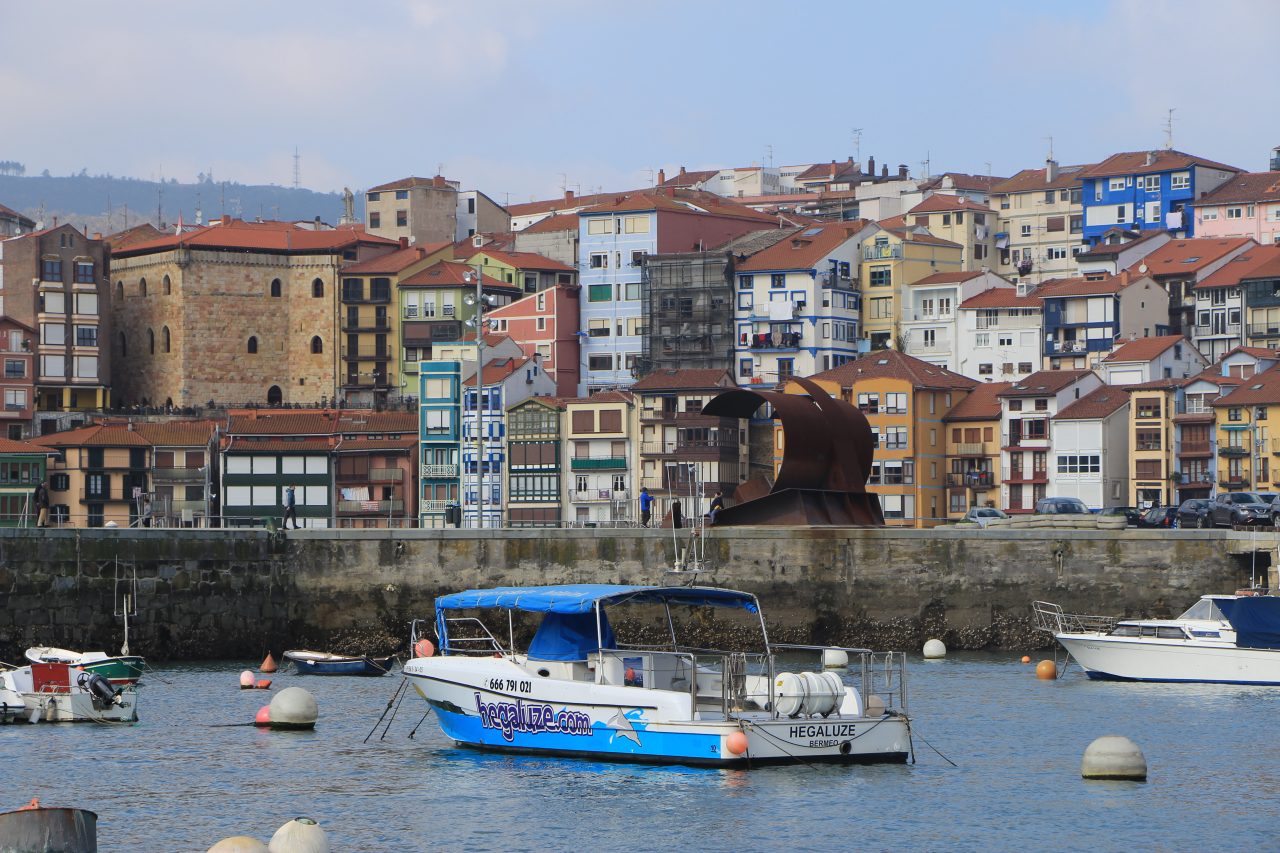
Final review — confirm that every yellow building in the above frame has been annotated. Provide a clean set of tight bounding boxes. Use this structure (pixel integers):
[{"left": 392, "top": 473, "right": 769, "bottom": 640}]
[
  {"left": 1125, "top": 378, "right": 1181, "bottom": 507},
  {"left": 464, "top": 248, "right": 577, "bottom": 295},
  {"left": 563, "top": 390, "right": 636, "bottom": 524},
  {"left": 783, "top": 349, "right": 976, "bottom": 527},
  {"left": 1211, "top": 367, "right": 1280, "bottom": 492},
  {"left": 942, "top": 381, "right": 1010, "bottom": 519},
  {"left": 860, "top": 226, "right": 964, "bottom": 350},
  {"left": 33, "top": 422, "right": 152, "bottom": 528},
  {"left": 905, "top": 194, "right": 998, "bottom": 271}
]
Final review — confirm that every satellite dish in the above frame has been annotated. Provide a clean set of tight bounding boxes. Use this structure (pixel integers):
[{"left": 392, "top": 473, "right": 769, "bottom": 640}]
[{"left": 1138, "top": 263, "right": 1148, "bottom": 274}]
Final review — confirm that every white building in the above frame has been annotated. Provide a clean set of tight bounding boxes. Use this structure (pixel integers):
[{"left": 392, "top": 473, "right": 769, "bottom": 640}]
[
  {"left": 902, "top": 270, "right": 1007, "bottom": 373},
  {"left": 955, "top": 286, "right": 1044, "bottom": 383},
  {"left": 1100, "top": 335, "right": 1207, "bottom": 385},
  {"left": 1050, "top": 385, "right": 1131, "bottom": 510},
  {"left": 1072, "top": 230, "right": 1171, "bottom": 278}
]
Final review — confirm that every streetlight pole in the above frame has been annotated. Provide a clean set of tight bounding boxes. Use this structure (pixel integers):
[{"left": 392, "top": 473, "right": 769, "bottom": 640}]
[{"left": 466, "top": 266, "right": 488, "bottom": 529}]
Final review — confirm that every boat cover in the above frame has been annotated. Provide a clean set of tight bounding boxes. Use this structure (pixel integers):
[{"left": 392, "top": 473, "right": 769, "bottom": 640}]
[
  {"left": 527, "top": 611, "right": 616, "bottom": 662},
  {"left": 1226, "top": 596, "right": 1280, "bottom": 650},
  {"left": 434, "top": 584, "right": 759, "bottom": 615}
]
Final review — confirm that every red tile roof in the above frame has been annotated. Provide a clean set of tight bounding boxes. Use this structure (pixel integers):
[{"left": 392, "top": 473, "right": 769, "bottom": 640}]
[
  {"left": 998, "top": 369, "right": 1095, "bottom": 397},
  {"left": 1034, "top": 274, "right": 1134, "bottom": 298},
  {"left": 105, "top": 223, "right": 164, "bottom": 249},
  {"left": 882, "top": 228, "right": 962, "bottom": 249},
  {"left": 112, "top": 219, "right": 397, "bottom": 257},
  {"left": 919, "top": 173, "right": 1006, "bottom": 193},
  {"left": 1135, "top": 237, "right": 1254, "bottom": 278},
  {"left": 507, "top": 190, "right": 643, "bottom": 218},
  {"left": 31, "top": 424, "right": 152, "bottom": 448},
  {"left": 1081, "top": 149, "right": 1241, "bottom": 179},
  {"left": 0, "top": 202, "right": 34, "bottom": 224},
  {"left": 517, "top": 214, "right": 578, "bottom": 235},
  {"left": 657, "top": 168, "right": 720, "bottom": 188},
  {"left": 1214, "top": 368, "right": 1280, "bottom": 406},
  {"left": 368, "top": 175, "right": 455, "bottom": 193},
  {"left": 333, "top": 438, "right": 415, "bottom": 451},
  {"left": 958, "top": 286, "right": 1042, "bottom": 310},
  {"left": 225, "top": 437, "right": 334, "bottom": 453},
  {"left": 468, "top": 356, "right": 534, "bottom": 385},
  {"left": 1194, "top": 244, "right": 1280, "bottom": 290},
  {"left": 578, "top": 191, "right": 778, "bottom": 223},
  {"left": 399, "top": 261, "right": 517, "bottom": 290},
  {"left": 809, "top": 349, "right": 978, "bottom": 391},
  {"left": 991, "top": 164, "right": 1096, "bottom": 194},
  {"left": 342, "top": 243, "right": 452, "bottom": 274},
  {"left": 1053, "top": 385, "right": 1131, "bottom": 420},
  {"left": 132, "top": 421, "right": 218, "bottom": 446},
  {"left": 467, "top": 248, "right": 575, "bottom": 272},
  {"left": 944, "top": 381, "right": 1013, "bottom": 421},
  {"left": 736, "top": 222, "right": 869, "bottom": 272},
  {"left": 1192, "top": 171, "right": 1280, "bottom": 207},
  {"left": 452, "top": 233, "right": 515, "bottom": 256},
  {"left": 1102, "top": 335, "right": 1189, "bottom": 363},
  {"left": 631, "top": 368, "right": 734, "bottom": 392},
  {"left": 911, "top": 270, "right": 987, "bottom": 286},
  {"left": 227, "top": 412, "right": 340, "bottom": 436},
  {"left": 0, "top": 438, "right": 58, "bottom": 455},
  {"left": 1074, "top": 230, "right": 1166, "bottom": 258},
  {"left": 907, "top": 194, "right": 994, "bottom": 214},
  {"left": 336, "top": 411, "right": 417, "bottom": 433}
]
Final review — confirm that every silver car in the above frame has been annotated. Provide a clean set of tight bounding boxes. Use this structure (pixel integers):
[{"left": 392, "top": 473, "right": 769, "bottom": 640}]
[{"left": 963, "top": 507, "right": 1010, "bottom": 528}]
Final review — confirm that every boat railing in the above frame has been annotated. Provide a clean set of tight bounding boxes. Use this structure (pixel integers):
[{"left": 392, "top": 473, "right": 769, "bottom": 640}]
[
  {"left": 1032, "top": 600, "right": 1116, "bottom": 635},
  {"left": 439, "top": 616, "right": 508, "bottom": 655},
  {"left": 772, "top": 644, "right": 908, "bottom": 717}
]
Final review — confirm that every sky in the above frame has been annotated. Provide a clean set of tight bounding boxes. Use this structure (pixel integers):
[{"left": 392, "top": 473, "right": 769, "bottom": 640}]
[{"left": 2, "top": 0, "right": 1278, "bottom": 204}]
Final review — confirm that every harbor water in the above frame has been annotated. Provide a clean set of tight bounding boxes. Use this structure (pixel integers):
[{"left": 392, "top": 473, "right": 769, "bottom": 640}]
[{"left": 4, "top": 653, "right": 1279, "bottom": 851}]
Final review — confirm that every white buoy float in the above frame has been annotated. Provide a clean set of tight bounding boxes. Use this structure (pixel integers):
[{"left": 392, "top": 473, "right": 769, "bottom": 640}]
[
  {"left": 821, "top": 648, "right": 848, "bottom": 669},
  {"left": 239, "top": 670, "right": 256, "bottom": 689},
  {"left": 207, "top": 837, "right": 269, "bottom": 853},
  {"left": 254, "top": 687, "right": 318, "bottom": 730},
  {"left": 922, "top": 639, "right": 947, "bottom": 659},
  {"left": 1081, "top": 735, "right": 1147, "bottom": 781},
  {"left": 268, "top": 817, "right": 329, "bottom": 853}
]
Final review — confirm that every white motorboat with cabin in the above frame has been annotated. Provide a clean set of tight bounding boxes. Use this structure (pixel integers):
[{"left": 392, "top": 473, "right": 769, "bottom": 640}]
[
  {"left": 403, "top": 584, "right": 912, "bottom": 766},
  {"left": 0, "top": 662, "right": 138, "bottom": 723},
  {"left": 1033, "top": 593, "right": 1280, "bottom": 684}
]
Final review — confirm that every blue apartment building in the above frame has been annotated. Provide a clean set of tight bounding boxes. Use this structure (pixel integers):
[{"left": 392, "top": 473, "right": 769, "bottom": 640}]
[
  {"left": 1080, "top": 150, "right": 1239, "bottom": 244},
  {"left": 418, "top": 360, "right": 463, "bottom": 528}
]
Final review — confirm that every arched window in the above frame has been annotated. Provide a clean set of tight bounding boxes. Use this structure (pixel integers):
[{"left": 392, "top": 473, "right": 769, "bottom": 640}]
[
  {"left": 162, "top": 274, "right": 171, "bottom": 295},
  {"left": 247, "top": 336, "right": 258, "bottom": 354},
  {"left": 139, "top": 277, "right": 147, "bottom": 297},
  {"left": 119, "top": 331, "right": 127, "bottom": 357},
  {"left": 148, "top": 329, "right": 155, "bottom": 355},
  {"left": 267, "top": 385, "right": 283, "bottom": 406},
  {"left": 312, "top": 278, "right": 324, "bottom": 298},
  {"left": 162, "top": 326, "right": 171, "bottom": 353},
  {"left": 115, "top": 281, "right": 123, "bottom": 302},
  {"left": 270, "top": 278, "right": 282, "bottom": 298},
  {"left": 310, "top": 336, "right": 323, "bottom": 354}
]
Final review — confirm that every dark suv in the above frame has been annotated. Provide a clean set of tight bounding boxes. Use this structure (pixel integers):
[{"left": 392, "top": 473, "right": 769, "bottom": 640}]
[
  {"left": 1175, "top": 499, "right": 1213, "bottom": 528},
  {"left": 1034, "top": 497, "right": 1090, "bottom": 515},
  {"left": 1209, "top": 492, "right": 1275, "bottom": 527}
]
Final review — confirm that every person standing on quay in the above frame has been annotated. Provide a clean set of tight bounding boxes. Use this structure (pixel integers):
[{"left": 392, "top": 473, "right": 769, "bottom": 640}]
[
  {"left": 639, "top": 486, "right": 653, "bottom": 528},
  {"left": 708, "top": 490, "right": 725, "bottom": 525},
  {"left": 283, "top": 485, "right": 298, "bottom": 529},
  {"left": 33, "top": 480, "right": 50, "bottom": 528}
]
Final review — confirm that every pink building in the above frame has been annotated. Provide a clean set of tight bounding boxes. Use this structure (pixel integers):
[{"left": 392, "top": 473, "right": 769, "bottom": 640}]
[
  {"left": 486, "top": 283, "right": 581, "bottom": 397},
  {"left": 1192, "top": 171, "right": 1280, "bottom": 245},
  {"left": 0, "top": 318, "right": 36, "bottom": 439}
]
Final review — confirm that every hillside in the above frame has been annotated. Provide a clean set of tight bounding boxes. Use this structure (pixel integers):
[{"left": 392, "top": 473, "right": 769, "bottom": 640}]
[{"left": 0, "top": 173, "right": 349, "bottom": 234}]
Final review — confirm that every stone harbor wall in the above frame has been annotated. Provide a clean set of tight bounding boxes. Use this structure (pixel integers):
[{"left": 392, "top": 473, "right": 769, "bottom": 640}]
[{"left": 0, "top": 526, "right": 1266, "bottom": 661}]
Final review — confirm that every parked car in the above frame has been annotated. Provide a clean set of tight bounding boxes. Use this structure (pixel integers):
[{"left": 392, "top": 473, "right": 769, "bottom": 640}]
[
  {"left": 1208, "top": 492, "right": 1275, "bottom": 527},
  {"left": 1137, "top": 506, "right": 1177, "bottom": 528},
  {"left": 962, "top": 507, "right": 1009, "bottom": 528},
  {"left": 1267, "top": 495, "right": 1280, "bottom": 527},
  {"left": 1034, "top": 497, "right": 1090, "bottom": 515},
  {"left": 1176, "top": 499, "right": 1213, "bottom": 528},
  {"left": 1100, "top": 506, "right": 1141, "bottom": 526}
]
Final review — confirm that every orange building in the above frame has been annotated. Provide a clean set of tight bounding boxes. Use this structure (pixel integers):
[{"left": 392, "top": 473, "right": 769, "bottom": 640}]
[{"left": 943, "top": 381, "right": 1012, "bottom": 518}]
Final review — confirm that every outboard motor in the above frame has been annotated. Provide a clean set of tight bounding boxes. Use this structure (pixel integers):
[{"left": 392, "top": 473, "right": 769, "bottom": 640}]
[{"left": 77, "top": 671, "right": 120, "bottom": 706}]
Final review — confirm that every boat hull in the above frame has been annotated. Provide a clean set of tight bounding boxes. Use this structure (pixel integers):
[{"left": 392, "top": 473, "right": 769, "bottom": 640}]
[
  {"left": 1058, "top": 634, "right": 1280, "bottom": 685},
  {"left": 404, "top": 658, "right": 910, "bottom": 767},
  {"left": 24, "top": 648, "right": 145, "bottom": 686},
  {"left": 285, "top": 651, "right": 394, "bottom": 676}
]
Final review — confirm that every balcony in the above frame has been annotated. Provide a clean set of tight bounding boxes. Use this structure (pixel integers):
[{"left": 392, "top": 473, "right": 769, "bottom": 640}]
[
  {"left": 975, "top": 317, "right": 1000, "bottom": 330},
  {"left": 421, "top": 464, "right": 459, "bottom": 478},
  {"left": 1249, "top": 324, "right": 1280, "bottom": 339},
  {"left": 947, "top": 471, "right": 994, "bottom": 489},
  {"left": 79, "top": 485, "right": 132, "bottom": 502},
  {"left": 1043, "top": 338, "right": 1111, "bottom": 356},
  {"left": 152, "top": 466, "right": 204, "bottom": 482},
  {"left": 571, "top": 489, "right": 629, "bottom": 503},
  {"left": 370, "top": 467, "right": 402, "bottom": 482},
  {"left": 337, "top": 499, "right": 404, "bottom": 514},
  {"left": 341, "top": 345, "right": 391, "bottom": 360},
  {"left": 1193, "top": 323, "right": 1241, "bottom": 337},
  {"left": 954, "top": 442, "right": 986, "bottom": 457},
  {"left": 1003, "top": 432, "right": 1048, "bottom": 448},
  {"left": 640, "top": 409, "right": 722, "bottom": 423},
  {"left": 570, "top": 456, "right": 627, "bottom": 471},
  {"left": 1179, "top": 441, "right": 1211, "bottom": 456},
  {"left": 1220, "top": 477, "right": 1249, "bottom": 490},
  {"left": 863, "top": 244, "right": 903, "bottom": 260},
  {"left": 422, "top": 500, "right": 453, "bottom": 512},
  {"left": 641, "top": 440, "right": 740, "bottom": 456},
  {"left": 1135, "top": 441, "right": 1163, "bottom": 452},
  {"left": 1219, "top": 446, "right": 1250, "bottom": 457},
  {"left": 340, "top": 319, "right": 391, "bottom": 333},
  {"left": 1175, "top": 401, "right": 1216, "bottom": 416}
]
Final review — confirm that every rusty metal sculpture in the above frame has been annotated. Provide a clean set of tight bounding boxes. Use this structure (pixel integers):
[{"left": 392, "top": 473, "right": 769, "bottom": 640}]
[{"left": 700, "top": 376, "right": 885, "bottom": 526}]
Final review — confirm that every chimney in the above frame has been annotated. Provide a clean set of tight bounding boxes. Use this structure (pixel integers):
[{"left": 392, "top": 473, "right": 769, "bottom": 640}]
[
  {"left": 679, "top": 166, "right": 687, "bottom": 176},
  {"left": 1145, "top": 151, "right": 1157, "bottom": 166},
  {"left": 432, "top": 175, "right": 446, "bottom": 188},
  {"left": 882, "top": 165, "right": 889, "bottom": 178},
  {"left": 93, "top": 232, "right": 102, "bottom": 240},
  {"left": 127, "top": 422, "right": 134, "bottom": 431},
  {"left": 399, "top": 236, "right": 409, "bottom": 248},
  {"left": 1045, "top": 158, "right": 1059, "bottom": 182},
  {"left": 898, "top": 164, "right": 908, "bottom": 179},
  {"left": 847, "top": 156, "right": 854, "bottom": 165},
  {"left": 657, "top": 168, "right": 666, "bottom": 184},
  {"left": 564, "top": 189, "right": 575, "bottom": 202},
  {"left": 867, "top": 156, "right": 876, "bottom": 175}
]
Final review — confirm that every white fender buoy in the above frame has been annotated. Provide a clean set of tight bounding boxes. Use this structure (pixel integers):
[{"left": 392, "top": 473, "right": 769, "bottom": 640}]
[
  {"left": 208, "top": 837, "right": 269, "bottom": 853},
  {"left": 268, "top": 817, "right": 329, "bottom": 853},
  {"left": 267, "top": 687, "right": 318, "bottom": 730},
  {"left": 1081, "top": 735, "right": 1147, "bottom": 780},
  {"left": 821, "top": 648, "right": 848, "bottom": 669},
  {"left": 922, "top": 639, "right": 947, "bottom": 659},
  {"left": 239, "top": 670, "right": 255, "bottom": 689}
]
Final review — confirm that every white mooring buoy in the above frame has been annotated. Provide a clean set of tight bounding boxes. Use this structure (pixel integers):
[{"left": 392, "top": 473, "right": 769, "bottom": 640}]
[
  {"left": 261, "top": 687, "right": 318, "bottom": 730},
  {"left": 1081, "top": 735, "right": 1147, "bottom": 781},
  {"left": 268, "top": 817, "right": 330, "bottom": 853},
  {"left": 207, "top": 837, "right": 268, "bottom": 853},
  {"left": 821, "top": 648, "right": 849, "bottom": 669},
  {"left": 922, "top": 639, "right": 947, "bottom": 659}
]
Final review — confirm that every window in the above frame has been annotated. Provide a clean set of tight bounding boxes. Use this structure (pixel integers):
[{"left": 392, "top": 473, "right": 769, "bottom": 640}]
[
  {"left": 588, "top": 354, "right": 613, "bottom": 371},
  {"left": 247, "top": 336, "right": 258, "bottom": 354},
  {"left": 74, "top": 293, "right": 97, "bottom": 315},
  {"left": 1108, "top": 178, "right": 1126, "bottom": 192},
  {"left": 74, "top": 262, "right": 94, "bottom": 283},
  {"left": 1069, "top": 215, "right": 1083, "bottom": 234},
  {"left": 342, "top": 279, "right": 363, "bottom": 301},
  {"left": 1020, "top": 224, "right": 1032, "bottom": 237},
  {"left": 884, "top": 393, "right": 907, "bottom": 414},
  {"left": 737, "top": 293, "right": 753, "bottom": 311},
  {"left": 1056, "top": 455, "right": 1101, "bottom": 474},
  {"left": 162, "top": 274, "right": 172, "bottom": 295},
  {"left": 369, "top": 212, "right": 380, "bottom": 228},
  {"left": 1171, "top": 172, "right": 1190, "bottom": 191},
  {"left": 978, "top": 363, "right": 993, "bottom": 375},
  {"left": 311, "top": 336, "right": 323, "bottom": 354},
  {"left": 623, "top": 215, "right": 649, "bottom": 233},
  {"left": 869, "top": 266, "right": 891, "bottom": 287},
  {"left": 589, "top": 253, "right": 608, "bottom": 269},
  {"left": 771, "top": 274, "right": 786, "bottom": 289},
  {"left": 739, "top": 275, "right": 754, "bottom": 290},
  {"left": 39, "top": 355, "right": 65, "bottom": 378},
  {"left": 312, "top": 278, "right": 324, "bottom": 298},
  {"left": 739, "top": 358, "right": 753, "bottom": 378},
  {"left": 1227, "top": 207, "right": 1243, "bottom": 219},
  {"left": 370, "top": 278, "right": 391, "bottom": 301},
  {"left": 1202, "top": 208, "right": 1219, "bottom": 221},
  {"left": 856, "top": 393, "right": 879, "bottom": 414},
  {"left": 588, "top": 284, "right": 611, "bottom": 302},
  {"left": 1047, "top": 247, "right": 1068, "bottom": 260},
  {"left": 1142, "top": 175, "right": 1160, "bottom": 192},
  {"left": 922, "top": 329, "right": 936, "bottom": 348},
  {"left": 396, "top": 210, "right": 408, "bottom": 227},
  {"left": 624, "top": 282, "right": 641, "bottom": 301},
  {"left": 73, "top": 356, "right": 96, "bottom": 379},
  {"left": 42, "top": 291, "right": 65, "bottom": 314},
  {"left": 882, "top": 427, "right": 908, "bottom": 449},
  {"left": 74, "top": 325, "right": 98, "bottom": 348},
  {"left": 270, "top": 278, "right": 282, "bottom": 298},
  {"left": 367, "top": 192, "right": 381, "bottom": 202},
  {"left": 41, "top": 323, "right": 65, "bottom": 346},
  {"left": 587, "top": 219, "right": 612, "bottom": 235},
  {"left": 3, "top": 359, "right": 22, "bottom": 378},
  {"left": 3, "top": 389, "right": 24, "bottom": 411},
  {"left": 42, "top": 259, "right": 63, "bottom": 281}
]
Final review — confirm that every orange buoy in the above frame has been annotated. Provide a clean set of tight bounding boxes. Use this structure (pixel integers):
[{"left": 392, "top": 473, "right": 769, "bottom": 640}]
[
  {"left": 725, "top": 731, "right": 749, "bottom": 756},
  {"left": 260, "top": 653, "right": 277, "bottom": 674},
  {"left": 18, "top": 798, "right": 40, "bottom": 811},
  {"left": 1036, "top": 659, "right": 1058, "bottom": 680},
  {"left": 1021, "top": 655, "right": 1031, "bottom": 664},
  {"left": 254, "top": 706, "right": 272, "bottom": 726},
  {"left": 414, "top": 638, "right": 435, "bottom": 659},
  {"left": 255, "top": 679, "right": 272, "bottom": 689}
]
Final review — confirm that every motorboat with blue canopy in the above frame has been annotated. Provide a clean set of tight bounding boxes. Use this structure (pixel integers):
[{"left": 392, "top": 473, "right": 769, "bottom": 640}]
[
  {"left": 1034, "top": 591, "right": 1280, "bottom": 684},
  {"left": 404, "top": 583, "right": 912, "bottom": 766}
]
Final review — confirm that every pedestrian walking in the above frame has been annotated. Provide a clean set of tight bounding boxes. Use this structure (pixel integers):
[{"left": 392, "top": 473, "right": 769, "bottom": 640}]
[
  {"left": 639, "top": 486, "right": 653, "bottom": 528},
  {"left": 708, "top": 490, "right": 725, "bottom": 525},
  {"left": 33, "top": 480, "right": 50, "bottom": 529},
  {"left": 283, "top": 484, "right": 298, "bottom": 529}
]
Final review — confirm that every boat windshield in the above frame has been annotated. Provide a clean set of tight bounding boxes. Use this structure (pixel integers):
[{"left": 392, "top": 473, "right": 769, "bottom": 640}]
[{"left": 1178, "top": 598, "right": 1229, "bottom": 621}]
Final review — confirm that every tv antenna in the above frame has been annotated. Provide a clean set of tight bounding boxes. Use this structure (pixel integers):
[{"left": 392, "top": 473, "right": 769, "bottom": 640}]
[
  {"left": 1044, "top": 135, "right": 1055, "bottom": 161},
  {"left": 1163, "top": 108, "right": 1176, "bottom": 150},
  {"left": 919, "top": 151, "right": 931, "bottom": 180},
  {"left": 851, "top": 128, "right": 863, "bottom": 164},
  {"left": 292, "top": 147, "right": 301, "bottom": 189},
  {"left": 765, "top": 144, "right": 774, "bottom": 167}
]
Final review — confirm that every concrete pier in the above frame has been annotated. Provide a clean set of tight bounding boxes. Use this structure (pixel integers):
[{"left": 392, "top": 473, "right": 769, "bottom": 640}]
[{"left": 0, "top": 527, "right": 1266, "bottom": 660}]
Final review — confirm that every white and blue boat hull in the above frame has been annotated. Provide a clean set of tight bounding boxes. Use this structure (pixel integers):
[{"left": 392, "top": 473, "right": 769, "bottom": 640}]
[{"left": 1057, "top": 634, "right": 1280, "bottom": 685}]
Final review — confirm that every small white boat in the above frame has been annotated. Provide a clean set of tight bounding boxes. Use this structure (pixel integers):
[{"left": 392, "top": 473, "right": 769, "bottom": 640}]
[
  {"left": 1034, "top": 593, "right": 1280, "bottom": 684},
  {"left": 0, "top": 663, "right": 138, "bottom": 723},
  {"left": 403, "top": 584, "right": 912, "bottom": 766},
  {"left": 25, "top": 647, "right": 145, "bottom": 686}
]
